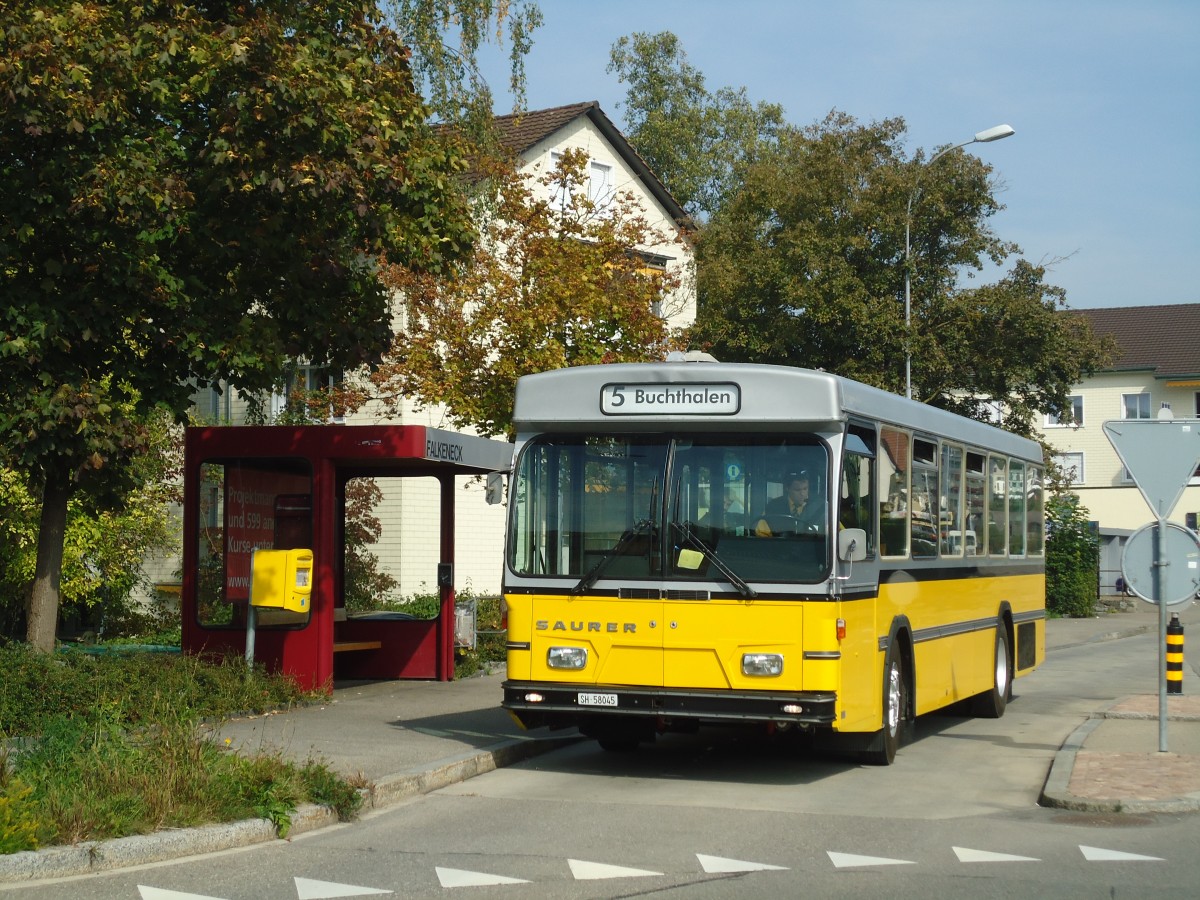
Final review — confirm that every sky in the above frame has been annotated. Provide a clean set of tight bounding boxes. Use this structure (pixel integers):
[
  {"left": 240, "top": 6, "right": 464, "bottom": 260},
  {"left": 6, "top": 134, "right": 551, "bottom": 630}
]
[{"left": 474, "top": 0, "right": 1199, "bottom": 310}]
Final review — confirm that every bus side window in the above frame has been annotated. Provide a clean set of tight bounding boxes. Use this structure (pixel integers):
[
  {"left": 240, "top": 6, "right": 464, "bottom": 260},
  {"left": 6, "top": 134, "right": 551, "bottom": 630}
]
[
  {"left": 879, "top": 426, "right": 910, "bottom": 558},
  {"left": 841, "top": 424, "right": 876, "bottom": 555},
  {"left": 910, "top": 437, "right": 938, "bottom": 559},
  {"left": 988, "top": 455, "right": 1007, "bottom": 556}
]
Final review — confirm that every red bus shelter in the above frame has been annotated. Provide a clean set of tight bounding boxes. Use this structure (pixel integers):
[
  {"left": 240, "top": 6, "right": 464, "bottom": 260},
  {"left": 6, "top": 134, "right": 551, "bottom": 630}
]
[{"left": 181, "top": 425, "right": 512, "bottom": 691}]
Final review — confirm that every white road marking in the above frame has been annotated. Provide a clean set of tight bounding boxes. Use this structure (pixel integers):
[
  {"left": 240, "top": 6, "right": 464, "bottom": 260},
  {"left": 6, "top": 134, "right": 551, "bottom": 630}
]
[
  {"left": 294, "top": 876, "right": 393, "bottom": 898},
  {"left": 434, "top": 867, "right": 530, "bottom": 887},
  {"left": 1079, "top": 845, "right": 1164, "bottom": 862},
  {"left": 567, "top": 858, "right": 664, "bottom": 880},
  {"left": 953, "top": 847, "right": 1040, "bottom": 863},
  {"left": 826, "top": 851, "right": 916, "bottom": 868},
  {"left": 137, "top": 888, "right": 228, "bottom": 900},
  {"left": 696, "top": 853, "right": 789, "bottom": 873}
]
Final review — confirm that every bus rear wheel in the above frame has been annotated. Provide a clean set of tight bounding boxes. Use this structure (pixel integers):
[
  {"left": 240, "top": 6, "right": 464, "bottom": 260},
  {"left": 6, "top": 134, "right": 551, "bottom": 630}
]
[{"left": 970, "top": 625, "right": 1010, "bottom": 718}]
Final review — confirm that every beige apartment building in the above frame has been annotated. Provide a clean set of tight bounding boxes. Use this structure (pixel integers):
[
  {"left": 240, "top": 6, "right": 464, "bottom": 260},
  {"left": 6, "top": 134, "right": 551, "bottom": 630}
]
[{"left": 1034, "top": 303, "right": 1200, "bottom": 590}]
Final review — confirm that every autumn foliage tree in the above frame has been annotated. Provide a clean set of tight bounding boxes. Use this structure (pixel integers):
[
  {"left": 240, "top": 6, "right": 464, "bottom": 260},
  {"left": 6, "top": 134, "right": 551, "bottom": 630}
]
[
  {"left": 0, "top": 1, "right": 480, "bottom": 650},
  {"left": 373, "top": 149, "right": 690, "bottom": 437}
]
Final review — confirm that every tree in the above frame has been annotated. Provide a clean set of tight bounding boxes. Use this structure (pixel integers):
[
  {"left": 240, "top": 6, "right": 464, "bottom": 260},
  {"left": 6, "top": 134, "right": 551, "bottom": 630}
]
[
  {"left": 608, "top": 31, "right": 784, "bottom": 221},
  {"left": 371, "top": 150, "right": 688, "bottom": 437},
  {"left": 0, "top": 1, "right": 483, "bottom": 650},
  {"left": 385, "top": 0, "right": 542, "bottom": 133},
  {"left": 691, "top": 111, "right": 1114, "bottom": 435},
  {"left": 0, "top": 408, "right": 181, "bottom": 641}
]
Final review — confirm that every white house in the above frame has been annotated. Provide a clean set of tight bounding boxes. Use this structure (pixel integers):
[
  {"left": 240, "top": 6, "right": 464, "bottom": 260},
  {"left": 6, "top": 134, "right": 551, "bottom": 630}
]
[{"left": 1034, "top": 303, "right": 1200, "bottom": 590}]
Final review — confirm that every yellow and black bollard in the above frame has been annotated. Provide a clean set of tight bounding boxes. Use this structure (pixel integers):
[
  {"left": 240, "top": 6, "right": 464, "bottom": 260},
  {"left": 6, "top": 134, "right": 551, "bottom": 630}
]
[{"left": 1166, "top": 613, "right": 1184, "bottom": 695}]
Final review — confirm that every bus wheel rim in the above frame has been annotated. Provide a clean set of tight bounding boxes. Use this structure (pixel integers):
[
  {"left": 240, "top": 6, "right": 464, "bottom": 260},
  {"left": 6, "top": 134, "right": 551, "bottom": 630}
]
[{"left": 885, "top": 662, "right": 901, "bottom": 734}]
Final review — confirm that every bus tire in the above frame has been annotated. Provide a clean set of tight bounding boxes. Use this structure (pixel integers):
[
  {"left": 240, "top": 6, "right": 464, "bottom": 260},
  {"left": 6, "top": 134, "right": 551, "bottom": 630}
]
[
  {"left": 862, "top": 644, "right": 907, "bottom": 766},
  {"left": 970, "top": 624, "right": 1010, "bottom": 718}
]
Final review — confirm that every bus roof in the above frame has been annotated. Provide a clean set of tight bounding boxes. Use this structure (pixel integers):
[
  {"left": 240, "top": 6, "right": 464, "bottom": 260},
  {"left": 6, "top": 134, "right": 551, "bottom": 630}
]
[{"left": 512, "top": 362, "right": 1042, "bottom": 462}]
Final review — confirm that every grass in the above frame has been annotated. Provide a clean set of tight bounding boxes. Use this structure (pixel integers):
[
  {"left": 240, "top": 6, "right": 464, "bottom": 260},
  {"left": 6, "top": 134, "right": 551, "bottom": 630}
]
[
  {"left": 0, "top": 593, "right": 509, "bottom": 854},
  {"left": 0, "top": 644, "right": 364, "bottom": 854}
]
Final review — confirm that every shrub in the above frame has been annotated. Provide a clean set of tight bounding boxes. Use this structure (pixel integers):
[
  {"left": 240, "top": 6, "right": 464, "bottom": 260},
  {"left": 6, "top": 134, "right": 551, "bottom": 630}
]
[{"left": 1046, "top": 493, "right": 1099, "bottom": 618}]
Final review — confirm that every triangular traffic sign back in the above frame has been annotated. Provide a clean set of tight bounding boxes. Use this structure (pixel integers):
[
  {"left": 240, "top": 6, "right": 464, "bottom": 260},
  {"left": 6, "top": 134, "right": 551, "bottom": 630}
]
[{"left": 1102, "top": 420, "right": 1200, "bottom": 519}]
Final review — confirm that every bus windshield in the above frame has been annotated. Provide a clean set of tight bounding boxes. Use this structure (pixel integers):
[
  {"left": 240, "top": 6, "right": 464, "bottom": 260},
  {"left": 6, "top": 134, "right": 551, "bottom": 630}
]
[{"left": 509, "top": 433, "right": 831, "bottom": 587}]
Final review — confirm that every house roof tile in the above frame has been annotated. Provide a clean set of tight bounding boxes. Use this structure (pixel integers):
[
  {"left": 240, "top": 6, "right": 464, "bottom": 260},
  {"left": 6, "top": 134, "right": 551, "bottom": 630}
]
[{"left": 1073, "top": 303, "right": 1200, "bottom": 379}]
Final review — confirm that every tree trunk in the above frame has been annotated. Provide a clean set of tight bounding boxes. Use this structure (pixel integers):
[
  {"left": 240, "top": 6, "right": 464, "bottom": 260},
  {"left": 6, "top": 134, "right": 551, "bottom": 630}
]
[{"left": 26, "top": 472, "right": 71, "bottom": 652}]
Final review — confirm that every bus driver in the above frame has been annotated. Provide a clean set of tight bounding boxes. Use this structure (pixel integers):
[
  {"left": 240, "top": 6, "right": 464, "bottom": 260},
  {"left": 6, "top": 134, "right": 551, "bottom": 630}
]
[{"left": 755, "top": 472, "right": 823, "bottom": 536}]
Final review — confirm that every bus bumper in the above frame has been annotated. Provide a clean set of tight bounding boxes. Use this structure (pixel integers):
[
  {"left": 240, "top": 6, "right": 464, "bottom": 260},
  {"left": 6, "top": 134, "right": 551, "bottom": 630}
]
[{"left": 502, "top": 680, "right": 838, "bottom": 731}]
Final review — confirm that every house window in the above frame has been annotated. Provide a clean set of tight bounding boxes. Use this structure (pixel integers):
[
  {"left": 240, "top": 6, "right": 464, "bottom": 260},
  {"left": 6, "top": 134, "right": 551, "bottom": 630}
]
[
  {"left": 1045, "top": 395, "right": 1083, "bottom": 427},
  {"left": 1194, "top": 391, "right": 1200, "bottom": 418},
  {"left": 1122, "top": 393, "right": 1151, "bottom": 419},
  {"left": 270, "top": 364, "right": 344, "bottom": 423},
  {"left": 550, "top": 152, "right": 614, "bottom": 213},
  {"left": 588, "top": 161, "right": 614, "bottom": 208},
  {"left": 1053, "top": 452, "right": 1085, "bottom": 485}
]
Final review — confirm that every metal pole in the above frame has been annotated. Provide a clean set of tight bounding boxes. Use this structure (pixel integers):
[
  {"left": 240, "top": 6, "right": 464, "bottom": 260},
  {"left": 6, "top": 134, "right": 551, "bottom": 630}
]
[
  {"left": 904, "top": 200, "right": 913, "bottom": 400},
  {"left": 1154, "top": 517, "right": 1167, "bottom": 752}
]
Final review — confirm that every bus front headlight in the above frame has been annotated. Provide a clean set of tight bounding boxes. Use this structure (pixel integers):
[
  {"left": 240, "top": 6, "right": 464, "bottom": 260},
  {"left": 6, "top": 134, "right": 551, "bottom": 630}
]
[
  {"left": 547, "top": 646, "right": 588, "bottom": 669},
  {"left": 742, "top": 653, "right": 784, "bottom": 677}
]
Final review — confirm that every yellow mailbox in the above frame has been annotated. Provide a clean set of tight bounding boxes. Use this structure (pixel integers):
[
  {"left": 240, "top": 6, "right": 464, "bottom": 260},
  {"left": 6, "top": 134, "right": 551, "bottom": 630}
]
[{"left": 250, "top": 548, "right": 313, "bottom": 613}]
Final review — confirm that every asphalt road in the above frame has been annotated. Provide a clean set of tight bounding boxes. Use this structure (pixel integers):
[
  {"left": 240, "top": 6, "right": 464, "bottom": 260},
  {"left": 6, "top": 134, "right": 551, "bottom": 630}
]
[{"left": 7, "top": 628, "right": 1197, "bottom": 900}]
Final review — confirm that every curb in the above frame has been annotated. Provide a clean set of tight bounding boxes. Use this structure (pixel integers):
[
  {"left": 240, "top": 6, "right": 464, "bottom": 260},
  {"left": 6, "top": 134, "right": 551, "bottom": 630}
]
[
  {"left": 1039, "top": 713, "right": 1200, "bottom": 816},
  {"left": 367, "top": 733, "right": 582, "bottom": 810},
  {"left": 0, "top": 734, "right": 576, "bottom": 884}
]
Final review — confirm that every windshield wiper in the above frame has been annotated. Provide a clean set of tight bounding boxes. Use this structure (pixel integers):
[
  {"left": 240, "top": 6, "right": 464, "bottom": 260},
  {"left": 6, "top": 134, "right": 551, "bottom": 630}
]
[
  {"left": 572, "top": 519, "right": 652, "bottom": 595},
  {"left": 672, "top": 521, "right": 757, "bottom": 598}
]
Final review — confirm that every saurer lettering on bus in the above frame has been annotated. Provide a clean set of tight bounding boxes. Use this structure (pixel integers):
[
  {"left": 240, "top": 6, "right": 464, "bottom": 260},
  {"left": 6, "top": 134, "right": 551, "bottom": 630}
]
[{"left": 536, "top": 620, "right": 638, "bottom": 633}]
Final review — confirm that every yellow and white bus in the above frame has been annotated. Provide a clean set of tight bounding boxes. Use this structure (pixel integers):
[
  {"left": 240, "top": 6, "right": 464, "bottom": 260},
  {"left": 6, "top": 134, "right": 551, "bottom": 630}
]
[{"left": 500, "top": 359, "right": 1045, "bottom": 763}]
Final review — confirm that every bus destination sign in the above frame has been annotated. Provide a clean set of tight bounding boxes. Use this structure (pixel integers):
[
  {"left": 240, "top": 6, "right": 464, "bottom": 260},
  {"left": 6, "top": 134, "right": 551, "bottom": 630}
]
[{"left": 601, "top": 382, "right": 741, "bottom": 416}]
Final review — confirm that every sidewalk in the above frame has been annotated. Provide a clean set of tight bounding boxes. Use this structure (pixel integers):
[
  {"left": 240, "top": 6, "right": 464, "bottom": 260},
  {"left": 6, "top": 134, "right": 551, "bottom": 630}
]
[
  {"left": 3, "top": 599, "right": 1199, "bottom": 882},
  {"left": 1039, "top": 598, "right": 1200, "bottom": 814}
]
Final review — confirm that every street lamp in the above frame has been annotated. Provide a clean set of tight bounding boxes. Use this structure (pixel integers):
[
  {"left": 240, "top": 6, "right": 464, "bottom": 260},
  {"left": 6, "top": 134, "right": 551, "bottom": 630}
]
[{"left": 904, "top": 124, "right": 1015, "bottom": 399}]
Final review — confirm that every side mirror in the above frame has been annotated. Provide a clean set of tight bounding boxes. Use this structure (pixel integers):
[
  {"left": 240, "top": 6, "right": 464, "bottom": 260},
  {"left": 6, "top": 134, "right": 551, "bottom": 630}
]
[
  {"left": 485, "top": 471, "right": 506, "bottom": 505},
  {"left": 838, "top": 528, "right": 868, "bottom": 562}
]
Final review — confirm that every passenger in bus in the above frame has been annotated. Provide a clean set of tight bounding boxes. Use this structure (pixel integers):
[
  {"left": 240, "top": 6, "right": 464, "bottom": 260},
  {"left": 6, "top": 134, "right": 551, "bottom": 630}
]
[
  {"left": 724, "top": 488, "right": 745, "bottom": 516},
  {"left": 755, "top": 472, "right": 823, "bottom": 536}
]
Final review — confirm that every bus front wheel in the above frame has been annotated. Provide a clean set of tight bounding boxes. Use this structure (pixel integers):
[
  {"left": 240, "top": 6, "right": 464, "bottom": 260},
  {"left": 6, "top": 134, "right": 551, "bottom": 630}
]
[
  {"left": 862, "top": 645, "right": 907, "bottom": 766},
  {"left": 970, "top": 625, "right": 1010, "bottom": 718}
]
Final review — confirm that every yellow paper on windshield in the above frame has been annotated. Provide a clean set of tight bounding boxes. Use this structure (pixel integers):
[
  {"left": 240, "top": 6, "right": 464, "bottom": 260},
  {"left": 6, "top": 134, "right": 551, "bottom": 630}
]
[{"left": 677, "top": 548, "right": 704, "bottom": 570}]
